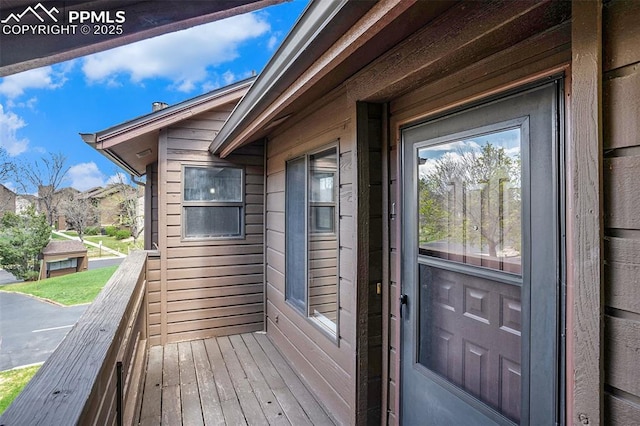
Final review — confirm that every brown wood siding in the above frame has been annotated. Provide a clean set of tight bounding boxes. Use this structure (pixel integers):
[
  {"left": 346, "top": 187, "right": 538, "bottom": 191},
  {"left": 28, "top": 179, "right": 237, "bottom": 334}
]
[
  {"left": 157, "top": 106, "right": 265, "bottom": 344},
  {"left": 265, "top": 89, "right": 357, "bottom": 425},
  {"left": 376, "top": 4, "right": 571, "bottom": 422},
  {"left": 603, "top": 1, "right": 640, "bottom": 422},
  {"left": 147, "top": 251, "right": 162, "bottom": 346}
]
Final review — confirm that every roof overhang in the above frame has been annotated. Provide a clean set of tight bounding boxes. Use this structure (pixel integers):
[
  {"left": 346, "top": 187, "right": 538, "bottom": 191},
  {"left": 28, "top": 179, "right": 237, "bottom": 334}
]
[
  {"left": 209, "top": 0, "right": 458, "bottom": 157},
  {"left": 0, "top": 0, "right": 283, "bottom": 77},
  {"left": 81, "top": 77, "right": 255, "bottom": 177}
]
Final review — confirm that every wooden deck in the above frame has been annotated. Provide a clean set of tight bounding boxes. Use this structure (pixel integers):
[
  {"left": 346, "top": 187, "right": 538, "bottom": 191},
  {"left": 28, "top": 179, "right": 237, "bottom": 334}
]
[{"left": 137, "top": 332, "right": 335, "bottom": 425}]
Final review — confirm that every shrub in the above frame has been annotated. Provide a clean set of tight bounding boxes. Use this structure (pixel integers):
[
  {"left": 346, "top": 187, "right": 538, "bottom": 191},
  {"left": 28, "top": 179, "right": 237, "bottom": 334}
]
[
  {"left": 84, "top": 226, "right": 100, "bottom": 236},
  {"left": 105, "top": 226, "right": 118, "bottom": 237},
  {"left": 115, "top": 230, "right": 131, "bottom": 240},
  {"left": 0, "top": 206, "right": 50, "bottom": 280}
]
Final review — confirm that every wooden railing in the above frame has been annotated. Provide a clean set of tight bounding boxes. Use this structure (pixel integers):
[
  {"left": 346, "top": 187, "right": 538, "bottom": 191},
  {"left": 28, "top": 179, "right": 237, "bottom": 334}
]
[{"left": 0, "top": 250, "right": 152, "bottom": 426}]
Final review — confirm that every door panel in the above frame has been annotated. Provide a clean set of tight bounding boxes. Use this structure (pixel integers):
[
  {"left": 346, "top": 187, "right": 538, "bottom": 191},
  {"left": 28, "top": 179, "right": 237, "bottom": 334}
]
[
  {"left": 401, "top": 81, "right": 561, "bottom": 425},
  {"left": 419, "top": 265, "right": 521, "bottom": 422}
]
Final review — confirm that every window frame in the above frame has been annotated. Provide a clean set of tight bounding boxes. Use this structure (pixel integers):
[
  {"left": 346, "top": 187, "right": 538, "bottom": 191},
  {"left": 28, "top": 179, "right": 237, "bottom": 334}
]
[
  {"left": 284, "top": 142, "right": 340, "bottom": 343},
  {"left": 181, "top": 164, "right": 245, "bottom": 241}
]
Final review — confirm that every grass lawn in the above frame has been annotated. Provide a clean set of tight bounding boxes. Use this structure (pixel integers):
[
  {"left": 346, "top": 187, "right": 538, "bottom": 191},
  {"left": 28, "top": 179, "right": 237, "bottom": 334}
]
[
  {"left": 82, "top": 235, "right": 142, "bottom": 255},
  {"left": 0, "top": 266, "right": 118, "bottom": 306},
  {"left": 59, "top": 231, "right": 141, "bottom": 255},
  {"left": 0, "top": 364, "right": 41, "bottom": 415}
]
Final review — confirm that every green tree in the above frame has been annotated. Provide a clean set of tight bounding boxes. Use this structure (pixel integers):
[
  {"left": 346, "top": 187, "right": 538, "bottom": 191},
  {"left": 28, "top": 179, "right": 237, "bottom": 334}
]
[
  {"left": 0, "top": 206, "right": 51, "bottom": 280},
  {"left": 419, "top": 143, "right": 521, "bottom": 259}
]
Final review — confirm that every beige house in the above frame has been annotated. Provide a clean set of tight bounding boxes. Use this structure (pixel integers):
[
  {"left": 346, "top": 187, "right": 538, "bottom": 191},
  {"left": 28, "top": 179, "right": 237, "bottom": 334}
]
[
  {"left": 0, "top": 184, "right": 16, "bottom": 217},
  {"left": 82, "top": 183, "right": 139, "bottom": 228},
  {"left": 2, "top": 1, "right": 638, "bottom": 425}
]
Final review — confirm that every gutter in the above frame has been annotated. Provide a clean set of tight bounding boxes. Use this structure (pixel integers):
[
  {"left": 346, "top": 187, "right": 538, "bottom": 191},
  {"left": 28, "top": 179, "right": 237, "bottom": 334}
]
[{"left": 209, "top": 0, "right": 349, "bottom": 155}]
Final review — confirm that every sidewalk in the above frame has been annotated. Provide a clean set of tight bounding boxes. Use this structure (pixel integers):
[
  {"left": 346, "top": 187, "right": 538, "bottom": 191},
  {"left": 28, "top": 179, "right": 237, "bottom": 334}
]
[{"left": 51, "top": 231, "right": 126, "bottom": 258}]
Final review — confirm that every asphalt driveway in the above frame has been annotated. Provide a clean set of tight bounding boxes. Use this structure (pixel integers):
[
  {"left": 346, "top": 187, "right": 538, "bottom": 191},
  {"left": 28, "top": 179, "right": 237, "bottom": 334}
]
[
  {"left": 0, "top": 291, "right": 88, "bottom": 370},
  {"left": 0, "top": 258, "right": 123, "bottom": 370}
]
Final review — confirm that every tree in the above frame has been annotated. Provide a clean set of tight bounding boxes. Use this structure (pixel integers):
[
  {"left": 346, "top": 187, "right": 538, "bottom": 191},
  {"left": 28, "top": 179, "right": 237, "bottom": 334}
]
[
  {"left": 113, "top": 175, "right": 144, "bottom": 245},
  {"left": 419, "top": 143, "right": 521, "bottom": 260},
  {"left": 0, "top": 148, "right": 17, "bottom": 213},
  {"left": 0, "top": 205, "right": 50, "bottom": 280},
  {"left": 15, "top": 152, "right": 69, "bottom": 226},
  {"left": 0, "top": 148, "right": 14, "bottom": 183},
  {"left": 62, "top": 193, "right": 98, "bottom": 241}
]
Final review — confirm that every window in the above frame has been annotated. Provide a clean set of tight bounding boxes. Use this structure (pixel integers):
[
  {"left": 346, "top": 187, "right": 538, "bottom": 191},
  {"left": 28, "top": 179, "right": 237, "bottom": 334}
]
[
  {"left": 285, "top": 146, "right": 339, "bottom": 339},
  {"left": 183, "top": 166, "right": 243, "bottom": 239},
  {"left": 48, "top": 258, "right": 77, "bottom": 271},
  {"left": 417, "top": 127, "right": 522, "bottom": 274}
]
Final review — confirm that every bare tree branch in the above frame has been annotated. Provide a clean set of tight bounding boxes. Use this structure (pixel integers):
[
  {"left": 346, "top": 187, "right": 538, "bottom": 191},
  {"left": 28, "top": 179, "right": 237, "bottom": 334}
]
[{"left": 14, "top": 152, "right": 69, "bottom": 226}]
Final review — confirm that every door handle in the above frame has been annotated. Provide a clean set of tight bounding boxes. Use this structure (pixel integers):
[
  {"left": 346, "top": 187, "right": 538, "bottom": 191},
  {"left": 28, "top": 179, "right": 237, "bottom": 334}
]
[{"left": 399, "top": 294, "right": 408, "bottom": 319}]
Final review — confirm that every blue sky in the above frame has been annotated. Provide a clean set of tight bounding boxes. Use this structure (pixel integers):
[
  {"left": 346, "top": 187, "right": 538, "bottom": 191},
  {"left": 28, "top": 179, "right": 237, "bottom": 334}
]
[{"left": 0, "top": 1, "right": 307, "bottom": 193}]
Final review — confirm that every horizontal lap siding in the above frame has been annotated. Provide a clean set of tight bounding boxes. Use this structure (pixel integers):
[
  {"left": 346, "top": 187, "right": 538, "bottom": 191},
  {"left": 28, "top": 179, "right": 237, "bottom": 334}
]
[
  {"left": 159, "top": 106, "right": 264, "bottom": 344},
  {"left": 265, "top": 90, "right": 357, "bottom": 425},
  {"left": 147, "top": 252, "right": 161, "bottom": 346},
  {"left": 603, "top": 1, "right": 640, "bottom": 422}
]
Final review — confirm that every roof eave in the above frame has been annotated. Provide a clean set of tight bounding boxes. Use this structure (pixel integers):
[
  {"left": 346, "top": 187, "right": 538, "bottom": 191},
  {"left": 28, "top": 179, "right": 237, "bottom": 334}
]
[
  {"left": 82, "top": 77, "right": 256, "bottom": 175},
  {"left": 83, "top": 77, "right": 255, "bottom": 149},
  {"left": 209, "top": 0, "right": 350, "bottom": 155}
]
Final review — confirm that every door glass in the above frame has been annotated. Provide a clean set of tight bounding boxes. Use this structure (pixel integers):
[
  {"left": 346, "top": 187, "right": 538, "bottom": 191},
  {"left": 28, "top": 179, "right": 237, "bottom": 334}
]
[
  {"left": 417, "top": 127, "right": 523, "bottom": 422},
  {"left": 417, "top": 128, "right": 521, "bottom": 274}
]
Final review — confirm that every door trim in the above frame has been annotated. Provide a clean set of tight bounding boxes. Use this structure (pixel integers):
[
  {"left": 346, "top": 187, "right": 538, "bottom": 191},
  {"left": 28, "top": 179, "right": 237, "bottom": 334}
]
[{"left": 399, "top": 77, "right": 565, "bottom": 425}]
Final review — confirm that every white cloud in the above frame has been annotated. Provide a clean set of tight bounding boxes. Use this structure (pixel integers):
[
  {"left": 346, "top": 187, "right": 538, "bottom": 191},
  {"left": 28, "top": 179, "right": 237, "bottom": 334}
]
[
  {"left": 222, "top": 71, "right": 236, "bottom": 85},
  {"left": 0, "top": 66, "right": 67, "bottom": 99},
  {"left": 68, "top": 163, "right": 131, "bottom": 191},
  {"left": 267, "top": 35, "right": 278, "bottom": 50},
  {"left": 68, "top": 162, "right": 107, "bottom": 191},
  {"left": 0, "top": 104, "right": 29, "bottom": 156},
  {"left": 82, "top": 13, "right": 270, "bottom": 92}
]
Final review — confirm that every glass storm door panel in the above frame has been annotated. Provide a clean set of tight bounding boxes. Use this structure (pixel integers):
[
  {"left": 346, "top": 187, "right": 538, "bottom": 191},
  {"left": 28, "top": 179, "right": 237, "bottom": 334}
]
[{"left": 401, "top": 81, "right": 561, "bottom": 425}]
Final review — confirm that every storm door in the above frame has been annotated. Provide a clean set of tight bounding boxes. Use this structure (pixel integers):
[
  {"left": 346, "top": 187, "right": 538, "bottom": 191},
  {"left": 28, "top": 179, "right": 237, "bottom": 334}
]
[{"left": 401, "top": 81, "right": 561, "bottom": 425}]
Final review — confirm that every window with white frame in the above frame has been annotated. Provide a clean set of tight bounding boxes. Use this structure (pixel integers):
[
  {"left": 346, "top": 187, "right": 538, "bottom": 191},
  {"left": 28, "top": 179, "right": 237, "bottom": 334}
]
[{"left": 182, "top": 166, "right": 244, "bottom": 239}]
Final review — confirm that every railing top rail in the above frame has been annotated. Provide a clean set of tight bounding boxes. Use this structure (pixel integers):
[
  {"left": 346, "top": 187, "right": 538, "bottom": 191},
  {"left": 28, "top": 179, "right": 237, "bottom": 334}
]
[{"left": 0, "top": 250, "right": 149, "bottom": 426}]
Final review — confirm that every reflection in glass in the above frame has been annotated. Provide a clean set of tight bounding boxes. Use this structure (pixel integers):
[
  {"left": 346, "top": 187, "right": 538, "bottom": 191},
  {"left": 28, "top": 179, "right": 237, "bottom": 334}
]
[
  {"left": 184, "top": 167, "right": 242, "bottom": 202},
  {"left": 308, "top": 148, "right": 338, "bottom": 335},
  {"left": 417, "top": 128, "right": 522, "bottom": 274}
]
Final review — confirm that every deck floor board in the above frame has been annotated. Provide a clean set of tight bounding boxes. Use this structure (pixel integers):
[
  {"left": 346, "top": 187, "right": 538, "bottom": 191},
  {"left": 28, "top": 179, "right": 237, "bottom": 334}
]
[{"left": 137, "top": 333, "right": 333, "bottom": 425}]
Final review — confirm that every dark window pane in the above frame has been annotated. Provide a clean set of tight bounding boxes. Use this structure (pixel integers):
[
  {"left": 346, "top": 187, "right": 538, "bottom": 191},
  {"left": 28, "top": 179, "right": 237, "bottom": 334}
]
[
  {"left": 286, "top": 157, "right": 306, "bottom": 312},
  {"left": 184, "top": 206, "right": 241, "bottom": 238},
  {"left": 310, "top": 206, "right": 335, "bottom": 233},
  {"left": 184, "top": 167, "right": 242, "bottom": 202},
  {"left": 417, "top": 128, "right": 522, "bottom": 274}
]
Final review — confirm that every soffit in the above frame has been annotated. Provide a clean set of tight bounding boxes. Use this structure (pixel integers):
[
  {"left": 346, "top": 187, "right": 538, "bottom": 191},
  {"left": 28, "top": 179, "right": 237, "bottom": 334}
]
[
  {"left": 213, "top": 0, "right": 458, "bottom": 156},
  {"left": 0, "top": 0, "right": 281, "bottom": 77}
]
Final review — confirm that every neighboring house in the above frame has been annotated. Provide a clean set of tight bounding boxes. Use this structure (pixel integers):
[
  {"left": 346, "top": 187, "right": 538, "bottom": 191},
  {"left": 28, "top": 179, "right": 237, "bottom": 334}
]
[
  {"left": 39, "top": 240, "right": 88, "bottom": 280},
  {"left": 64, "top": 0, "right": 640, "bottom": 425},
  {"left": 82, "top": 183, "right": 139, "bottom": 228},
  {"left": 0, "top": 184, "right": 16, "bottom": 217},
  {"left": 15, "top": 194, "right": 37, "bottom": 214},
  {"left": 38, "top": 185, "right": 80, "bottom": 229}
]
